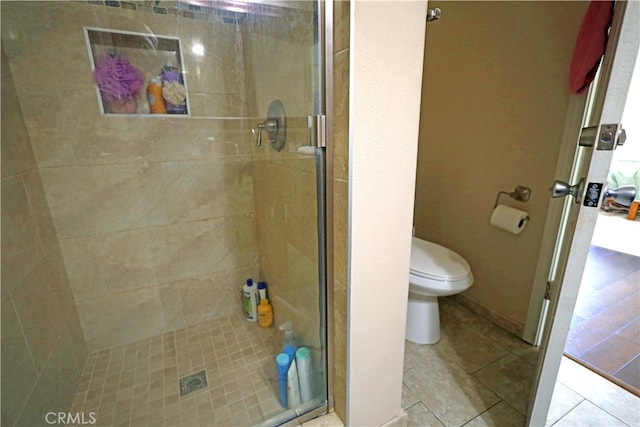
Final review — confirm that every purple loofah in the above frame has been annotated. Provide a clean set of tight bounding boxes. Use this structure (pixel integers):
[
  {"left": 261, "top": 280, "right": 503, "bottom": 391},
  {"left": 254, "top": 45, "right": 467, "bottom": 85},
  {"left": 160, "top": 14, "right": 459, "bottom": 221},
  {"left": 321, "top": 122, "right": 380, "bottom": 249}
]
[{"left": 93, "top": 54, "right": 144, "bottom": 102}]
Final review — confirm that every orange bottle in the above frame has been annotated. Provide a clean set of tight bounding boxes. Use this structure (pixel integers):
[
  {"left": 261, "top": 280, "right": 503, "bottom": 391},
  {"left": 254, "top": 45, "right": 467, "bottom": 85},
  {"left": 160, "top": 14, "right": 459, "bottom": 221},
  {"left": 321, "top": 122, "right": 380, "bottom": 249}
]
[
  {"left": 258, "top": 298, "right": 273, "bottom": 328},
  {"left": 147, "top": 76, "right": 166, "bottom": 114},
  {"left": 257, "top": 282, "right": 273, "bottom": 328}
]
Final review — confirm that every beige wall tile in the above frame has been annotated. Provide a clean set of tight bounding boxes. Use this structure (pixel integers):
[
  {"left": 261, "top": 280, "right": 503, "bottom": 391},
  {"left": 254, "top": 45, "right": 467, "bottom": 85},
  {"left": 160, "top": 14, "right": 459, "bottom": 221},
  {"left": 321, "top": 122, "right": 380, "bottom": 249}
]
[
  {"left": 159, "top": 215, "right": 258, "bottom": 284},
  {"left": 179, "top": 270, "right": 233, "bottom": 327},
  {"left": 1, "top": 40, "right": 87, "bottom": 425},
  {"left": 1, "top": 48, "right": 36, "bottom": 179},
  {"left": 333, "top": 181, "right": 348, "bottom": 287},
  {"left": 159, "top": 282, "right": 186, "bottom": 331},
  {"left": 22, "top": 170, "right": 58, "bottom": 248},
  {"left": 41, "top": 163, "right": 168, "bottom": 238},
  {"left": 331, "top": 2, "right": 349, "bottom": 419},
  {"left": 16, "top": 329, "right": 83, "bottom": 427},
  {"left": 16, "top": 88, "right": 77, "bottom": 168},
  {"left": 59, "top": 236, "right": 107, "bottom": 302},
  {"left": 147, "top": 119, "right": 253, "bottom": 161},
  {"left": 332, "top": 49, "right": 349, "bottom": 182},
  {"left": 1, "top": 177, "right": 43, "bottom": 293},
  {"left": 77, "top": 287, "right": 166, "bottom": 351},
  {"left": 162, "top": 158, "right": 254, "bottom": 222},
  {"left": 333, "top": 279, "right": 347, "bottom": 378},
  {"left": 99, "top": 228, "right": 168, "bottom": 293},
  {"left": 42, "top": 248, "right": 77, "bottom": 321},
  {"left": 0, "top": 296, "right": 38, "bottom": 425},
  {"left": 65, "top": 314, "right": 89, "bottom": 377},
  {"left": 11, "top": 253, "right": 67, "bottom": 372},
  {"left": 249, "top": 32, "right": 315, "bottom": 117},
  {"left": 333, "top": 1, "right": 350, "bottom": 55}
]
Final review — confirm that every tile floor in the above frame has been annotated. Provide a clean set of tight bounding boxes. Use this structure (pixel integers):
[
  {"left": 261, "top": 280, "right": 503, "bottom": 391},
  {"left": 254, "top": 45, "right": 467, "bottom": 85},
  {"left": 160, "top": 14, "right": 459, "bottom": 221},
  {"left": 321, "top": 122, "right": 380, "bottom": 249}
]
[
  {"left": 69, "top": 313, "right": 324, "bottom": 427},
  {"left": 68, "top": 295, "right": 639, "bottom": 427},
  {"left": 401, "top": 297, "right": 640, "bottom": 427},
  {"left": 565, "top": 245, "right": 640, "bottom": 395}
]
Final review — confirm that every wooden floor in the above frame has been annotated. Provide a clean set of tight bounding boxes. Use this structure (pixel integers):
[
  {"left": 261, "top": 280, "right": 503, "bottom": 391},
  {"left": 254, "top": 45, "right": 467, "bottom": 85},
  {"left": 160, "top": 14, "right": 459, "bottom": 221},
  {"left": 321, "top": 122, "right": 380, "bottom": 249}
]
[{"left": 565, "top": 245, "right": 640, "bottom": 396}]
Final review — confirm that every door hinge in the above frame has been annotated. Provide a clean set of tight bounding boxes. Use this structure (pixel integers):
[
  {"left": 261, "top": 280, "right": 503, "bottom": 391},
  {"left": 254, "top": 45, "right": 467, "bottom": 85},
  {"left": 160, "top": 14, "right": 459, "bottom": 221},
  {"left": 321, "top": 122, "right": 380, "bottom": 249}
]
[
  {"left": 544, "top": 281, "right": 552, "bottom": 300},
  {"left": 308, "top": 115, "right": 326, "bottom": 148}
]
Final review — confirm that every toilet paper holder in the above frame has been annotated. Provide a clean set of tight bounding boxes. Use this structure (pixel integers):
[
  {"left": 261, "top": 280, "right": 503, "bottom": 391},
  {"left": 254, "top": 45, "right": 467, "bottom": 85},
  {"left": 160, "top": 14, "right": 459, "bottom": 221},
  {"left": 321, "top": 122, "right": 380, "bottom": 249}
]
[{"left": 494, "top": 185, "right": 532, "bottom": 209}]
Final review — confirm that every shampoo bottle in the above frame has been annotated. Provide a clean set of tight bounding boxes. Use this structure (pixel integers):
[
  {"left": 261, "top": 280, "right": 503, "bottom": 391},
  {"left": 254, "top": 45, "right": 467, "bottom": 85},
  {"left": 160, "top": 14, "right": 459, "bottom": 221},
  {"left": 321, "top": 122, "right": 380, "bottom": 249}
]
[
  {"left": 296, "top": 346, "right": 314, "bottom": 403},
  {"left": 284, "top": 345, "right": 301, "bottom": 408},
  {"left": 146, "top": 76, "right": 166, "bottom": 114},
  {"left": 242, "top": 279, "right": 258, "bottom": 322},
  {"left": 257, "top": 282, "right": 273, "bottom": 328},
  {"left": 279, "top": 322, "right": 296, "bottom": 348},
  {"left": 276, "top": 353, "right": 289, "bottom": 409}
]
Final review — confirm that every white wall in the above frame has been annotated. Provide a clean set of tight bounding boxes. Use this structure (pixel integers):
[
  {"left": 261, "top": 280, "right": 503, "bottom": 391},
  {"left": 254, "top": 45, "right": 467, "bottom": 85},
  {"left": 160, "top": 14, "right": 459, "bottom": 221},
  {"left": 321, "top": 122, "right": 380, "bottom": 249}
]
[{"left": 347, "top": 1, "right": 427, "bottom": 425}]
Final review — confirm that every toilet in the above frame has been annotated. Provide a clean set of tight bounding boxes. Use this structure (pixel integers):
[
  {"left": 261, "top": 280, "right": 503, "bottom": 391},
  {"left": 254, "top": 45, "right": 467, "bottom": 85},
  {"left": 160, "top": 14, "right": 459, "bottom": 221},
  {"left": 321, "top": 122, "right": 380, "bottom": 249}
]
[{"left": 406, "top": 237, "right": 474, "bottom": 344}]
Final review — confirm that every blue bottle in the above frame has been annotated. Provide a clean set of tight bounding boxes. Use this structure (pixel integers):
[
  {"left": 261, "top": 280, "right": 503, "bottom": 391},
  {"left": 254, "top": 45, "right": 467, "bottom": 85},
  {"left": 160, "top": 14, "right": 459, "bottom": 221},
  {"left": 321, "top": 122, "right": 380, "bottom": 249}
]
[{"left": 276, "top": 353, "right": 290, "bottom": 409}]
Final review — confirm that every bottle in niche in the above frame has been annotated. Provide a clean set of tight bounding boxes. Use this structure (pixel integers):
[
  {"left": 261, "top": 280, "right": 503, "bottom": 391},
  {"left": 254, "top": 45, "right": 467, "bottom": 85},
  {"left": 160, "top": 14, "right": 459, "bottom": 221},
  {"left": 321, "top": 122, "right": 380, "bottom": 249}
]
[
  {"left": 161, "top": 61, "right": 187, "bottom": 114},
  {"left": 147, "top": 76, "right": 166, "bottom": 114}
]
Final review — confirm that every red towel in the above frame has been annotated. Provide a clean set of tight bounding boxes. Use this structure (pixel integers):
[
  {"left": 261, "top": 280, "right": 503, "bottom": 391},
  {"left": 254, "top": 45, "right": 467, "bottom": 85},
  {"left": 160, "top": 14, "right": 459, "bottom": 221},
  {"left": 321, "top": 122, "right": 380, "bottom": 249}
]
[{"left": 569, "top": 0, "right": 615, "bottom": 94}]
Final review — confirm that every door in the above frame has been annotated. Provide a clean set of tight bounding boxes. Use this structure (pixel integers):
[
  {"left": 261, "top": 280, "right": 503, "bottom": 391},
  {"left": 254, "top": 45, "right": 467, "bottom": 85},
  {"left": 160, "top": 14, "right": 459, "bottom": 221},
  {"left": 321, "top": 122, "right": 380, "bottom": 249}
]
[{"left": 527, "top": 1, "right": 639, "bottom": 425}]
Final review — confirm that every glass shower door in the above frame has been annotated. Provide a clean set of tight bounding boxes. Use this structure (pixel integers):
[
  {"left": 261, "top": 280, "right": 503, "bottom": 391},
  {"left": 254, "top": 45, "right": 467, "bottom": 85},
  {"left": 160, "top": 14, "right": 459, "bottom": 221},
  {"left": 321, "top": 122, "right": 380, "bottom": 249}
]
[
  {"left": 0, "top": 1, "right": 327, "bottom": 426},
  {"left": 243, "top": 2, "right": 328, "bottom": 425}
]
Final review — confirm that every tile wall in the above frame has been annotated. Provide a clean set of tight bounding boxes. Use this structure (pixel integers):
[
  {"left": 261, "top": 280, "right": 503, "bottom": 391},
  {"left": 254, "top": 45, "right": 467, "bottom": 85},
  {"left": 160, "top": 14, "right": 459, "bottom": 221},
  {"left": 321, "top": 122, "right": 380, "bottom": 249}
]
[
  {"left": 1, "top": 1, "right": 317, "bottom": 354},
  {"left": 331, "top": 0, "right": 350, "bottom": 421},
  {"left": 1, "top": 45, "right": 88, "bottom": 426}
]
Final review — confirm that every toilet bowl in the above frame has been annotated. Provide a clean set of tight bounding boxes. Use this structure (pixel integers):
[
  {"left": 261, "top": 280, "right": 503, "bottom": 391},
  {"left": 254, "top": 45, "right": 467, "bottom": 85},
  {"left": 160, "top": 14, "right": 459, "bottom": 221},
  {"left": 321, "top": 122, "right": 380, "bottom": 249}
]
[{"left": 406, "top": 237, "right": 474, "bottom": 344}]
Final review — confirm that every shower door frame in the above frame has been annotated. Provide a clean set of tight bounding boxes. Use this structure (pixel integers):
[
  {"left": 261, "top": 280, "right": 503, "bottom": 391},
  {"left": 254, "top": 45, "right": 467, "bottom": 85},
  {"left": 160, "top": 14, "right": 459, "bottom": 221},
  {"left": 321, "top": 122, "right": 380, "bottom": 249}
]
[{"left": 281, "top": 0, "right": 335, "bottom": 424}]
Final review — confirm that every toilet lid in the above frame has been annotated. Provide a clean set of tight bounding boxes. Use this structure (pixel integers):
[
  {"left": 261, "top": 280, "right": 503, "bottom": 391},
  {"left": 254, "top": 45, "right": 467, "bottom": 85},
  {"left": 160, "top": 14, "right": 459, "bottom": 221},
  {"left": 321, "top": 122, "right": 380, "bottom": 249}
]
[{"left": 410, "top": 237, "right": 471, "bottom": 281}]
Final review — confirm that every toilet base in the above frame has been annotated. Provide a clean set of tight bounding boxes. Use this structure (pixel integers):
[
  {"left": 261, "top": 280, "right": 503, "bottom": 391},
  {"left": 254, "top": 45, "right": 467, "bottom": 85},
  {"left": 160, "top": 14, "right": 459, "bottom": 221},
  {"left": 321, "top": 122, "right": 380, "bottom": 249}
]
[{"left": 406, "top": 293, "right": 440, "bottom": 344}]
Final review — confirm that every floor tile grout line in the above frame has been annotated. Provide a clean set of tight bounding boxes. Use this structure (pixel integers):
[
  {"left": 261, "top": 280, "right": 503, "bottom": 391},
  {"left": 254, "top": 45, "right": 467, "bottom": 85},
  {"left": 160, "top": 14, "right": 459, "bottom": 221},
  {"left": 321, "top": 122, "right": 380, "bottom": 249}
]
[{"left": 548, "top": 395, "right": 586, "bottom": 427}]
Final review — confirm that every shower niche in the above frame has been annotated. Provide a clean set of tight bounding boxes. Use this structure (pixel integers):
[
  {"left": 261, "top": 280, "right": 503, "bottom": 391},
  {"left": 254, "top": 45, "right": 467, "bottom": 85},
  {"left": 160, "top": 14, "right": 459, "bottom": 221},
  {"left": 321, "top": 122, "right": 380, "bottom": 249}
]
[{"left": 84, "top": 27, "right": 190, "bottom": 116}]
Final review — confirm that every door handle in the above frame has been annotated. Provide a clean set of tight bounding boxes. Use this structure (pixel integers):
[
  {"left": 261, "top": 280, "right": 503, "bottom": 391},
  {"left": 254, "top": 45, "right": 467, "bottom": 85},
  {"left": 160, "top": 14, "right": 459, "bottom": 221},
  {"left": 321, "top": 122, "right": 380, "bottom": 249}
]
[{"left": 549, "top": 178, "right": 585, "bottom": 204}]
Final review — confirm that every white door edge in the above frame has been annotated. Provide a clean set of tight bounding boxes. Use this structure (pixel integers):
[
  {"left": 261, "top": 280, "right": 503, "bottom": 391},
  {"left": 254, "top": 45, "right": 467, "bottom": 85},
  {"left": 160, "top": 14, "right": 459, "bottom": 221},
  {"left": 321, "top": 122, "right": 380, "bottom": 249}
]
[
  {"left": 527, "top": 1, "right": 640, "bottom": 425},
  {"left": 522, "top": 93, "right": 589, "bottom": 345}
]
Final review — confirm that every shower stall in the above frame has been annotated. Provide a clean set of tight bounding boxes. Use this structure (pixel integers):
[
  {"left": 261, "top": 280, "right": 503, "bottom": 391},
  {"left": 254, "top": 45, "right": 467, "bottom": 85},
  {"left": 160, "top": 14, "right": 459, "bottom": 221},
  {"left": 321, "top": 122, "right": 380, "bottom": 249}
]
[{"left": 1, "top": 1, "right": 330, "bottom": 425}]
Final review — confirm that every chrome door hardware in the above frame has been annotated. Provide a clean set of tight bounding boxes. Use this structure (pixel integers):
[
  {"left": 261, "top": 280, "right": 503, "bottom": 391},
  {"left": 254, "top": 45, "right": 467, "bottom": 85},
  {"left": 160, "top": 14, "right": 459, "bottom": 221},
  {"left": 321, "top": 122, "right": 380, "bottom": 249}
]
[
  {"left": 256, "top": 100, "right": 287, "bottom": 152},
  {"left": 549, "top": 178, "right": 586, "bottom": 204},
  {"left": 426, "top": 8, "right": 441, "bottom": 22},
  {"left": 578, "top": 124, "right": 626, "bottom": 149}
]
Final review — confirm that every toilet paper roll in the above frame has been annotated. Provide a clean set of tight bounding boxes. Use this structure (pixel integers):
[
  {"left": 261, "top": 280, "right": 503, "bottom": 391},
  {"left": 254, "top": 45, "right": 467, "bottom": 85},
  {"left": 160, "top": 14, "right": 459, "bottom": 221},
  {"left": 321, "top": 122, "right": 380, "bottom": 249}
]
[{"left": 490, "top": 204, "right": 529, "bottom": 234}]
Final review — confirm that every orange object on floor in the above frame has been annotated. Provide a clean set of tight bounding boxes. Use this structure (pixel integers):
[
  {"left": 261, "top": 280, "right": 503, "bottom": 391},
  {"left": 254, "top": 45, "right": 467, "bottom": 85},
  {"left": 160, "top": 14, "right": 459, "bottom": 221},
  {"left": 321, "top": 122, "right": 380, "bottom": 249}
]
[{"left": 628, "top": 201, "right": 639, "bottom": 220}]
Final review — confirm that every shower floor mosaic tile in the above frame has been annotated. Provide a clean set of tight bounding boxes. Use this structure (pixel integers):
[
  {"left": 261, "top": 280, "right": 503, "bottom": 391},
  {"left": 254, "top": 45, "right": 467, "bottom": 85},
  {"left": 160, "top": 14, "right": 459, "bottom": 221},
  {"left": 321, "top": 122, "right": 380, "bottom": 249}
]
[{"left": 69, "top": 313, "right": 282, "bottom": 427}]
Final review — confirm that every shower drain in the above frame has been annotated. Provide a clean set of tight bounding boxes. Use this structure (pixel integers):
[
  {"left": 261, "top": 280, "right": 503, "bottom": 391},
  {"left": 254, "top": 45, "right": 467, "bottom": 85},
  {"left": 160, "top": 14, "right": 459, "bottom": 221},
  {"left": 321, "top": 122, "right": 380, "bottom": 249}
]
[{"left": 179, "top": 370, "right": 208, "bottom": 396}]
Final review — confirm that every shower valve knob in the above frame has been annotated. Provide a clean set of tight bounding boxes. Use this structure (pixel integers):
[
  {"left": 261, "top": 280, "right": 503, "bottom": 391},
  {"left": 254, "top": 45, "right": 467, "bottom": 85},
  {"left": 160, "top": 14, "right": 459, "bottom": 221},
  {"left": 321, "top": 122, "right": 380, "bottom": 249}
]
[{"left": 256, "top": 119, "right": 278, "bottom": 147}]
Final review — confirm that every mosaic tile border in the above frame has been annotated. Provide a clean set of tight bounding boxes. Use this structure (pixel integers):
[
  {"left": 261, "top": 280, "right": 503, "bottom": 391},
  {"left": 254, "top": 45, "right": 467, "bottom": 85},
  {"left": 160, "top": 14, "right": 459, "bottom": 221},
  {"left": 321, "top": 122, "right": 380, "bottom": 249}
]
[{"left": 86, "top": 0, "right": 285, "bottom": 22}]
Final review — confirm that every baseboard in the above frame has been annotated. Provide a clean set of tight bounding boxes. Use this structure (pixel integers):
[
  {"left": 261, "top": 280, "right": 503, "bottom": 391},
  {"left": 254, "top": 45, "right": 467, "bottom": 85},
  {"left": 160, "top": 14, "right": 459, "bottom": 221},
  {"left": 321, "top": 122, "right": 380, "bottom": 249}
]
[
  {"left": 453, "top": 294, "right": 524, "bottom": 338},
  {"left": 380, "top": 410, "right": 408, "bottom": 427}
]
